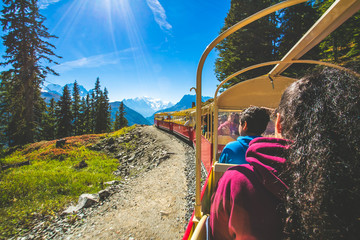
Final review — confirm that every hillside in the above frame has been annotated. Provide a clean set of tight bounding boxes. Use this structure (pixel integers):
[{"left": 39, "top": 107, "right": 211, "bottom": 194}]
[
  {"left": 0, "top": 127, "right": 135, "bottom": 239},
  {"left": 0, "top": 126, "right": 196, "bottom": 240},
  {"left": 146, "top": 94, "right": 212, "bottom": 124}
]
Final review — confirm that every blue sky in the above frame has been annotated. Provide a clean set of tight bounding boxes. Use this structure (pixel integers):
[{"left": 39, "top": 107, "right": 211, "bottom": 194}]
[{"left": 1, "top": 0, "right": 231, "bottom": 103}]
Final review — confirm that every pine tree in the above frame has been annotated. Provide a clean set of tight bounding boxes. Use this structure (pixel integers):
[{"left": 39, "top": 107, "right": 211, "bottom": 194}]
[
  {"left": 277, "top": 0, "right": 320, "bottom": 77},
  {"left": 1, "top": 0, "right": 60, "bottom": 145},
  {"left": 42, "top": 98, "right": 56, "bottom": 140},
  {"left": 94, "top": 77, "right": 101, "bottom": 101},
  {"left": 84, "top": 94, "right": 93, "bottom": 134},
  {"left": 90, "top": 91, "right": 96, "bottom": 133},
  {"left": 56, "top": 86, "right": 72, "bottom": 138},
  {"left": 316, "top": 0, "right": 360, "bottom": 67},
  {"left": 215, "top": 0, "right": 281, "bottom": 89},
  {"left": 34, "top": 95, "right": 47, "bottom": 142},
  {"left": 78, "top": 97, "right": 86, "bottom": 134},
  {"left": 92, "top": 78, "right": 111, "bottom": 133},
  {"left": 72, "top": 81, "right": 81, "bottom": 136},
  {"left": 0, "top": 72, "right": 12, "bottom": 146},
  {"left": 104, "top": 88, "right": 111, "bottom": 132},
  {"left": 94, "top": 91, "right": 108, "bottom": 133},
  {"left": 114, "top": 102, "right": 128, "bottom": 131}
]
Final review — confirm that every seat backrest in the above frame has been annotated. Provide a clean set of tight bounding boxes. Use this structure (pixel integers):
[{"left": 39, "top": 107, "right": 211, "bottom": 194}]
[{"left": 213, "top": 162, "right": 237, "bottom": 190}]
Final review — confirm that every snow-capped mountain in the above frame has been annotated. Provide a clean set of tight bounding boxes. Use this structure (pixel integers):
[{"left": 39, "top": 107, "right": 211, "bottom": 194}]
[
  {"left": 146, "top": 94, "right": 212, "bottom": 124},
  {"left": 122, "top": 97, "right": 174, "bottom": 118},
  {"left": 42, "top": 83, "right": 89, "bottom": 98},
  {"left": 44, "top": 83, "right": 63, "bottom": 94}
]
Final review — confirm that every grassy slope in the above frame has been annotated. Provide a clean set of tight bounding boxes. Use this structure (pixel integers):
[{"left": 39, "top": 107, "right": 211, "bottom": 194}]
[{"left": 0, "top": 126, "right": 136, "bottom": 239}]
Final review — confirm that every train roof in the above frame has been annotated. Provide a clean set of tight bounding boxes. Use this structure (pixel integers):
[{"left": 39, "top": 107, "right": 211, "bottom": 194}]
[{"left": 216, "top": 75, "right": 295, "bottom": 110}]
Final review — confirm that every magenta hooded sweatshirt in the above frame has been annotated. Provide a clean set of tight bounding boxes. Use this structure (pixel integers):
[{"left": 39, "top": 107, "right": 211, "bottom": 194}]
[{"left": 209, "top": 137, "right": 291, "bottom": 240}]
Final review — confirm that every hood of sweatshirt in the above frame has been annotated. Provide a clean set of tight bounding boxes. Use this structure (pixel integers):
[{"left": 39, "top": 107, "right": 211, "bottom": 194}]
[{"left": 245, "top": 137, "right": 292, "bottom": 199}]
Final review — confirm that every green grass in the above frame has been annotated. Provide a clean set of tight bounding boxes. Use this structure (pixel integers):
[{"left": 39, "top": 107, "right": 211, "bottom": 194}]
[
  {"left": 0, "top": 127, "right": 135, "bottom": 239},
  {"left": 107, "top": 124, "right": 136, "bottom": 138}
]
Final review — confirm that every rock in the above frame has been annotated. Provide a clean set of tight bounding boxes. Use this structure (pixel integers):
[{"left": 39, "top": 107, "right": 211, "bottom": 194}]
[
  {"left": 128, "top": 154, "right": 135, "bottom": 162},
  {"left": 77, "top": 193, "right": 99, "bottom": 209},
  {"left": 98, "top": 189, "right": 111, "bottom": 201},
  {"left": 61, "top": 194, "right": 99, "bottom": 215},
  {"left": 112, "top": 170, "right": 121, "bottom": 176},
  {"left": 62, "top": 205, "right": 78, "bottom": 215},
  {"left": 56, "top": 139, "right": 66, "bottom": 148},
  {"left": 160, "top": 211, "right": 169, "bottom": 216},
  {"left": 104, "top": 180, "right": 120, "bottom": 185}
]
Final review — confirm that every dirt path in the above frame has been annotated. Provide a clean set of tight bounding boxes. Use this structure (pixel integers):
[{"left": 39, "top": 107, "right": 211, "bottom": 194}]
[{"left": 61, "top": 126, "right": 189, "bottom": 240}]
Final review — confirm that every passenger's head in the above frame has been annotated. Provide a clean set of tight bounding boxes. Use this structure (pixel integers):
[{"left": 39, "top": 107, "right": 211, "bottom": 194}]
[
  {"left": 233, "top": 113, "right": 240, "bottom": 124},
  {"left": 227, "top": 113, "right": 235, "bottom": 122},
  {"left": 276, "top": 68, "right": 360, "bottom": 239},
  {"left": 239, "top": 106, "right": 270, "bottom": 136}
]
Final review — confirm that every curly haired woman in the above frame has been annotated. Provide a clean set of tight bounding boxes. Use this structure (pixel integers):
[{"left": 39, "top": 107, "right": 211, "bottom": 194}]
[{"left": 210, "top": 68, "right": 360, "bottom": 239}]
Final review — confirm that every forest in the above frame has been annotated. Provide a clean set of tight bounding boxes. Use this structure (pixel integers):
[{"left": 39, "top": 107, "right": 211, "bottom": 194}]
[
  {"left": 215, "top": 0, "right": 360, "bottom": 88},
  {"left": 0, "top": 1, "right": 127, "bottom": 149}
]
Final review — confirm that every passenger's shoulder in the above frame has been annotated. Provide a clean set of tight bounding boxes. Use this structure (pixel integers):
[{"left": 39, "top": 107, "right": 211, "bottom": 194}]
[{"left": 221, "top": 165, "right": 254, "bottom": 183}]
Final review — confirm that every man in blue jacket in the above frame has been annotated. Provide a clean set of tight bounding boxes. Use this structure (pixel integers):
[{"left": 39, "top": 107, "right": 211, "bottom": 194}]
[{"left": 219, "top": 106, "right": 270, "bottom": 164}]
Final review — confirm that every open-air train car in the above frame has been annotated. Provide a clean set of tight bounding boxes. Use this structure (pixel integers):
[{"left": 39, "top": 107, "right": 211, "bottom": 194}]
[
  {"left": 186, "top": 0, "right": 360, "bottom": 239},
  {"left": 155, "top": 0, "right": 360, "bottom": 239}
]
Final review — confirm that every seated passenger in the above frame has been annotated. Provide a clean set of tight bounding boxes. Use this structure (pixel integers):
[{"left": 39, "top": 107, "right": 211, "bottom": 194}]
[
  {"left": 210, "top": 68, "right": 360, "bottom": 239},
  {"left": 233, "top": 113, "right": 240, "bottom": 135},
  {"left": 280, "top": 69, "right": 360, "bottom": 239},
  {"left": 218, "top": 113, "right": 236, "bottom": 135},
  {"left": 218, "top": 107, "right": 270, "bottom": 164}
]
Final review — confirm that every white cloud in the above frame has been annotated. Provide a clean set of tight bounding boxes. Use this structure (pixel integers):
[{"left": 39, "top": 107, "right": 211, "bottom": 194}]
[
  {"left": 38, "top": 0, "right": 61, "bottom": 9},
  {"left": 55, "top": 52, "right": 122, "bottom": 72},
  {"left": 146, "top": 0, "right": 172, "bottom": 31}
]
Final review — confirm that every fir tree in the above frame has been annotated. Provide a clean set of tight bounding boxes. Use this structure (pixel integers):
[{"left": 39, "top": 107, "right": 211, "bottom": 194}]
[
  {"left": 0, "top": 72, "right": 12, "bottom": 146},
  {"left": 78, "top": 97, "right": 86, "bottom": 134},
  {"left": 34, "top": 95, "right": 47, "bottom": 142},
  {"left": 1, "top": 0, "right": 60, "bottom": 145},
  {"left": 215, "top": 0, "right": 281, "bottom": 89},
  {"left": 277, "top": 0, "right": 320, "bottom": 77},
  {"left": 84, "top": 93, "right": 93, "bottom": 134},
  {"left": 42, "top": 98, "right": 56, "bottom": 140},
  {"left": 114, "top": 102, "right": 128, "bottom": 131},
  {"left": 94, "top": 77, "right": 101, "bottom": 101},
  {"left": 72, "top": 81, "right": 81, "bottom": 136},
  {"left": 92, "top": 78, "right": 111, "bottom": 133},
  {"left": 56, "top": 85, "right": 72, "bottom": 138},
  {"left": 104, "top": 88, "right": 111, "bottom": 132},
  {"left": 94, "top": 91, "right": 109, "bottom": 133},
  {"left": 316, "top": 0, "right": 360, "bottom": 66},
  {"left": 90, "top": 91, "right": 96, "bottom": 133}
]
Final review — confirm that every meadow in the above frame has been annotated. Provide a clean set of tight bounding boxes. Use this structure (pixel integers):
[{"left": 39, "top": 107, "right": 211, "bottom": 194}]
[{"left": 0, "top": 126, "right": 136, "bottom": 239}]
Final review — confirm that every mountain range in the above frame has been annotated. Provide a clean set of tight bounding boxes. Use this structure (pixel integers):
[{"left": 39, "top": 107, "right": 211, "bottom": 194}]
[
  {"left": 109, "top": 102, "right": 150, "bottom": 126},
  {"left": 41, "top": 83, "right": 89, "bottom": 102},
  {"left": 146, "top": 94, "right": 212, "bottom": 124},
  {"left": 41, "top": 84, "right": 212, "bottom": 126},
  {"left": 122, "top": 97, "right": 173, "bottom": 118}
]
